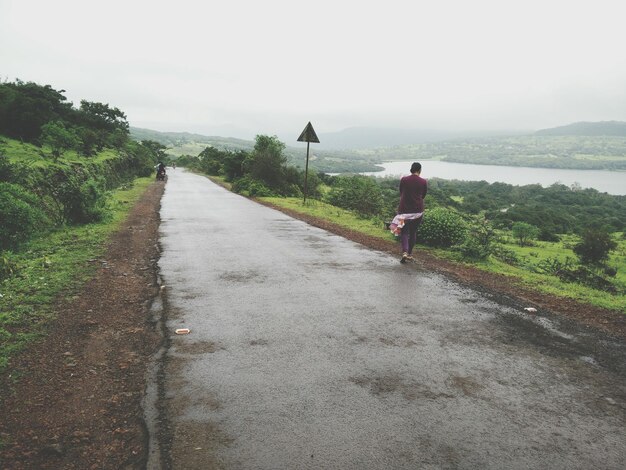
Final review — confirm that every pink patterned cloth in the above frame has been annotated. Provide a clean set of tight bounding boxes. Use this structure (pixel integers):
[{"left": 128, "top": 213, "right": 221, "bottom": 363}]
[{"left": 389, "top": 212, "right": 423, "bottom": 236}]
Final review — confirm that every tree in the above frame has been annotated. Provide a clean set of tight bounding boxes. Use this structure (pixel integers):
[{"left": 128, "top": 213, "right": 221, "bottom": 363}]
[
  {"left": 198, "top": 146, "right": 223, "bottom": 175},
  {"left": 221, "top": 150, "right": 247, "bottom": 181},
  {"left": 77, "top": 100, "right": 129, "bottom": 149},
  {"left": 512, "top": 222, "right": 539, "bottom": 247},
  {"left": 41, "top": 121, "right": 81, "bottom": 160},
  {"left": 76, "top": 128, "right": 99, "bottom": 156},
  {"left": 0, "top": 80, "right": 73, "bottom": 142},
  {"left": 573, "top": 228, "right": 617, "bottom": 265},
  {"left": 141, "top": 140, "right": 169, "bottom": 163},
  {"left": 245, "top": 135, "right": 287, "bottom": 190}
]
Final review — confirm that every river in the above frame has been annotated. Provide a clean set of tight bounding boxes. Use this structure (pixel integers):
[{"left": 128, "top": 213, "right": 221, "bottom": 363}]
[{"left": 361, "top": 160, "right": 626, "bottom": 195}]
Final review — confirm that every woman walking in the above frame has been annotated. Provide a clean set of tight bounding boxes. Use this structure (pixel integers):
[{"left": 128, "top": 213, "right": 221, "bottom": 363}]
[{"left": 391, "top": 162, "right": 428, "bottom": 263}]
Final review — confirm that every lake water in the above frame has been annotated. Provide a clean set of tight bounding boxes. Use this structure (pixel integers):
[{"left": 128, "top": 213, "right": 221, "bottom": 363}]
[{"left": 361, "top": 160, "right": 626, "bottom": 195}]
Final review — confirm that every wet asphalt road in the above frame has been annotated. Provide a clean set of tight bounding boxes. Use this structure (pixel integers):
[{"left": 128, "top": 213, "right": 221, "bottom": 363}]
[{"left": 157, "top": 169, "right": 626, "bottom": 469}]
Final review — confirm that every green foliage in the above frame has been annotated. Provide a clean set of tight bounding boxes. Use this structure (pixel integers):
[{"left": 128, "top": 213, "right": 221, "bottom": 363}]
[
  {"left": 59, "top": 175, "right": 109, "bottom": 224},
  {"left": 231, "top": 175, "right": 276, "bottom": 197},
  {"left": 140, "top": 140, "right": 169, "bottom": 164},
  {"left": 326, "top": 175, "right": 384, "bottom": 217},
  {"left": 492, "top": 246, "right": 520, "bottom": 265},
  {"left": 0, "top": 178, "right": 152, "bottom": 374},
  {"left": 0, "top": 183, "right": 49, "bottom": 250},
  {"left": 245, "top": 135, "right": 288, "bottom": 189},
  {"left": 425, "top": 179, "right": 626, "bottom": 236},
  {"left": 512, "top": 222, "right": 540, "bottom": 247},
  {"left": 79, "top": 100, "right": 128, "bottom": 131},
  {"left": 189, "top": 135, "right": 316, "bottom": 198},
  {"left": 456, "top": 217, "right": 497, "bottom": 260},
  {"left": 2, "top": 135, "right": 154, "bottom": 216},
  {"left": 0, "top": 79, "right": 130, "bottom": 152},
  {"left": 419, "top": 207, "right": 467, "bottom": 247},
  {"left": 0, "top": 79, "right": 73, "bottom": 142},
  {"left": 536, "top": 256, "right": 619, "bottom": 293},
  {"left": 573, "top": 228, "right": 618, "bottom": 265},
  {"left": 198, "top": 146, "right": 224, "bottom": 175},
  {"left": 41, "top": 121, "right": 81, "bottom": 160},
  {"left": 0, "top": 253, "right": 18, "bottom": 281}
]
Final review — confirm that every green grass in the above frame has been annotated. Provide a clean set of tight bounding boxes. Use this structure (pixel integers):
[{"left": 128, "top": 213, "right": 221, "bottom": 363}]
[
  {"left": 259, "top": 197, "right": 390, "bottom": 239},
  {"left": 261, "top": 197, "right": 626, "bottom": 313},
  {"left": 1, "top": 136, "right": 119, "bottom": 167},
  {"left": 0, "top": 177, "right": 153, "bottom": 373}
]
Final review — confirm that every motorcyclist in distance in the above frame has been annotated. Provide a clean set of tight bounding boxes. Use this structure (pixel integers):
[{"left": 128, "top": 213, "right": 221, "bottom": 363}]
[{"left": 156, "top": 161, "right": 166, "bottom": 180}]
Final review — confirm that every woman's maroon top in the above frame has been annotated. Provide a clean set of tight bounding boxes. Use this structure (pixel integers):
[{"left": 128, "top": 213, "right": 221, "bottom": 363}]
[{"left": 398, "top": 174, "right": 428, "bottom": 214}]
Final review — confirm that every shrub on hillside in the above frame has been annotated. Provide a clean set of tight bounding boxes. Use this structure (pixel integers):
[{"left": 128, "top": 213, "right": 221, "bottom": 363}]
[
  {"left": 573, "top": 228, "right": 617, "bottom": 265},
  {"left": 326, "top": 175, "right": 383, "bottom": 218},
  {"left": 536, "top": 256, "right": 618, "bottom": 293},
  {"left": 456, "top": 217, "right": 497, "bottom": 260},
  {"left": 231, "top": 176, "right": 276, "bottom": 197},
  {"left": 0, "top": 253, "right": 18, "bottom": 281},
  {"left": 0, "top": 182, "right": 49, "bottom": 250},
  {"left": 418, "top": 207, "right": 467, "bottom": 247},
  {"left": 512, "top": 222, "right": 540, "bottom": 247},
  {"left": 59, "top": 175, "right": 109, "bottom": 224},
  {"left": 492, "top": 246, "right": 520, "bottom": 265}
]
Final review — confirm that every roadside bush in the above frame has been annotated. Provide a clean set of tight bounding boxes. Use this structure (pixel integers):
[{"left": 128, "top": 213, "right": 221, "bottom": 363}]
[
  {"left": 0, "top": 182, "right": 49, "bottom": 250},
  {"left": 59, "top": 175, "right": 109, "bottom": 224},
  {"left": 221, "top": 150, "right": 247, "bottom": 181},
  {"left": 231, "top": 176, "right": 276, "bottom": 197},
  {"left": 419, "top": 207, "right": 467, "bottom": 247},
  {"left": 456, "top": 217, "right": 498, "bottom": 260},
  {"left": 326, "top": 175, "right": 383, "bottom": 218}
]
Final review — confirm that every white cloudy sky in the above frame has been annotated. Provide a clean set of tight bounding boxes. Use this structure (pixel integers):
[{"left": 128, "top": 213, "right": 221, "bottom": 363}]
[{"left": 1, "top": 0, "right": 625, "bottom": 139}]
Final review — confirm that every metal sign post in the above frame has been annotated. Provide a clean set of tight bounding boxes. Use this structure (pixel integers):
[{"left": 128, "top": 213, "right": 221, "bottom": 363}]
[{"left": 297, "top": 121, "right": 320, "bottom": 204}]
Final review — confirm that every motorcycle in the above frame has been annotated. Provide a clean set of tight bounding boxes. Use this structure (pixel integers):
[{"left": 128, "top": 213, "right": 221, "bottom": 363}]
[{"left": 156, "top": 168, "right": 167, "bottom": 181}]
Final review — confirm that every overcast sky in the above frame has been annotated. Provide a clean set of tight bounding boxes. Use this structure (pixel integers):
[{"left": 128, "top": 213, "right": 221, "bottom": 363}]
[{"left": 1, "top": 0, "right": 626, "bottom": 139}]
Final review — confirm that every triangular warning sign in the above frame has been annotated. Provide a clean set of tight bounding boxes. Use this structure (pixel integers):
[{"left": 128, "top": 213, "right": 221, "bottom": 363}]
[{"left": 297, "top": 122, "right": 320, "bottom": 143}]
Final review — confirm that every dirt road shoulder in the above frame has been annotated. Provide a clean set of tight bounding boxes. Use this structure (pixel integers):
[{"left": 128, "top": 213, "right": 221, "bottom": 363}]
[{"left": 0, "top": 182, "right": 165, "bottom": 469}]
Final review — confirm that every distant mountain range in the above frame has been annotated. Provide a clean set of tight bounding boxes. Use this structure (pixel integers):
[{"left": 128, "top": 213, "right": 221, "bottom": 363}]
[
  {"left": 313, "top": 127, "right": 522, "bottom": 150},
  {"left": 535, "top": 121, "right": 626, "bottom": 136},
  {"left": 320, "top": 122, "right": 626, "bottom": 148},
  {"left": 131, "top": 121, "right": 626, "bottom": 153}
]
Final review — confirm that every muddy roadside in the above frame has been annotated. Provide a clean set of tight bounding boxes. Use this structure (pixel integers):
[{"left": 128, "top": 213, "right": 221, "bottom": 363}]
[{"left": 0, "top": 182, "right": 165, "bottom": 470}]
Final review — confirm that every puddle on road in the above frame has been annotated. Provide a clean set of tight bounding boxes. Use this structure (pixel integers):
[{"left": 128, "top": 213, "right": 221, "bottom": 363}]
[
  {"left": 349, "top": 373, "right": 455, "bottom": 401},
  {"left": 219, "top": 270, "right": 266, "bottom": 283},
  {"left": 489, "top": 307, "right": 626, "bottom": 376}
]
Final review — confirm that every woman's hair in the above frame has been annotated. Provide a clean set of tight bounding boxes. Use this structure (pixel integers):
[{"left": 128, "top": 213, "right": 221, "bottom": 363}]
[{"left": 410, "top": 162, "right": 422, "bottom": 174}]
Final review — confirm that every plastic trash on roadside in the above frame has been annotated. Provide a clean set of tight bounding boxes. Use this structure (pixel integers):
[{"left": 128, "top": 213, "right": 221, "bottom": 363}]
[
  {"left": 524, "top": 307, "right": 537, "bottom": 313},
  {"left": 175, "top": 328, "right": 190, "bottom": 335}
]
